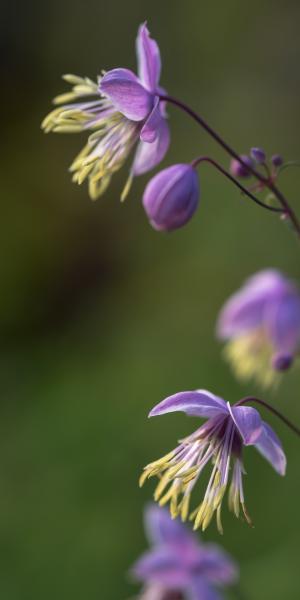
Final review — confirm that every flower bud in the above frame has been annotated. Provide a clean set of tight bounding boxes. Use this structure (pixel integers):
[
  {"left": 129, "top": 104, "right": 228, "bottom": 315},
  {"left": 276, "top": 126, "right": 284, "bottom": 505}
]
[
  {"left": 229, "top": 155, "right": 253, "bottom": 178},
  {"left": 271, "top": 154, "right": 283, "bottom": 167},
  {"left": 143, "top": 164, "right": 199, "bottom": 231},
  {"left": 250, "top": 147, "right": 266, "bottom": 164},
  {"left": 271, "top": 353, "right": 293, "bottom": 372}
]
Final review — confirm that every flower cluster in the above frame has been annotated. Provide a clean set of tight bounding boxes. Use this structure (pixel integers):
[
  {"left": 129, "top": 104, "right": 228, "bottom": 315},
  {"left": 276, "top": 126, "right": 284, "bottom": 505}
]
[{"left": 42, "top": 22, "right": 300, "bottom": 600}]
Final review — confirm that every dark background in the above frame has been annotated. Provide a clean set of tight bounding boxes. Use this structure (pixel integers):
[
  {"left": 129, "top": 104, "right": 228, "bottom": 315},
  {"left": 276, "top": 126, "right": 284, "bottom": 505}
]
[{"left": 1, "top": 0, "right": 300, "bottom": 598}]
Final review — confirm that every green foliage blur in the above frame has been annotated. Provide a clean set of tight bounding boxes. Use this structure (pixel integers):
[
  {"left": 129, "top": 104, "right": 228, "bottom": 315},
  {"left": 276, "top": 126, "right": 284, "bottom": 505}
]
[{"left": 1, "top": 0, "right": 300, "bottom": 598}]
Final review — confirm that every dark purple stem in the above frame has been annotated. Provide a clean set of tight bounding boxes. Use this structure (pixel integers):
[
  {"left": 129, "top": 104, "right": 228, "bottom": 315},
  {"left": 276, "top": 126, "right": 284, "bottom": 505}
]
[
  {"left": 236, "top": 396, "right": 300, "bottom": 437},
  {"left": 159, "top": 94, "right": 300, "bottom": 236},
  {"left": 192, "top": 156, "right": 283, "bottom": 213}
]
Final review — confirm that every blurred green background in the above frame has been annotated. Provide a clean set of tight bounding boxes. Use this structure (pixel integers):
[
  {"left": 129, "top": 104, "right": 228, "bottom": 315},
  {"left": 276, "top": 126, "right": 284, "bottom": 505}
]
[{"left": 1, "top": 0, "right": 300, "bottom": 598}]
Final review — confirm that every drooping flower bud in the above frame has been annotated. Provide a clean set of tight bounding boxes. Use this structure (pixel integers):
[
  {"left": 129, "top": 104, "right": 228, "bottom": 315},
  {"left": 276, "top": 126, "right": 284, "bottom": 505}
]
[
  {"left": 250, "top": 147, "right": 266, "bottom": 164},
  {"left": 271, "top": 154, "right": 283, "bottom": 167},
  {"left": 229, "top": 155, "right": 253, "bottom": 178},
  {"left": 143, "top": 164, "right": 199, "bottom": 231},
  {"left": 271, "top": 353, "right": 293, "bottom": 372}
]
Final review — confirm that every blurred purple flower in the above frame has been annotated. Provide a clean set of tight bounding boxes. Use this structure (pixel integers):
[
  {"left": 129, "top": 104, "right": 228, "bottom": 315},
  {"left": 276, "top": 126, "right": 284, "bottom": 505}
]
[
  {"left": 229, "top": 155, "right": 253, "bottom": 178},
  {"left": 216, "top": 269, "right": 300, "bottom": 387},
  {"left": 250, "top": 147, "right": 266, "bottom": 164},
  {"left": 271, "top": 154, "right": 283, "bottom": 168},
  {"left": 42, "top": 23, "right": 169, "bottom": 200},
  {"left": 140, "top": 390, "right": 286, "bottom": 533},
  {"left": 132, "top": 504, "right": 238, "bottom": 600},
  {"left": 143, "top": 164, "right": 200, "bottom": 231}
]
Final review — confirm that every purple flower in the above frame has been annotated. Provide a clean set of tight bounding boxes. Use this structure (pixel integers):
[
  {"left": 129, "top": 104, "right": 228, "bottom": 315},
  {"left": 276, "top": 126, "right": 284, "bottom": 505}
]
[
  {"left": 216, "top": 269, "right": 300, "bottom": 387},
  {"left": 140, "top": 390, "right": 286, "bottom": 533},
  {"left": 143, "top": 164, "right": 200, "bottom": 231},
  {"left": 229, "top": 155, "right": 253, "bottom": 178},
  {"left": 131, "top": 504, "right": 238, "bottom": 600},
  {"left": 271, "top": 154, "right": 283, "bottom": 168},
  {"left": 41, "top": 23, "right": 169, "bottom": 200},
  {"left": 250, "top": 147, "right": 266, "bottom": 164}
]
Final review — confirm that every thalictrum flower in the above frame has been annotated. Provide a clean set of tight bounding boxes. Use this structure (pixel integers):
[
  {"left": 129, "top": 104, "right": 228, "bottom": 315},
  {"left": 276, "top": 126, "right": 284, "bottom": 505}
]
[
  {"left": 132, "top": 504, "right": 238, "bottom": 600},
  {"left": 140, "top": 390, "right": 286, "bottom": 533},
  {"left": 143, "top": 164, "right": 200, "bottom": 231},
  {"left": 216, "top": 269, "right": 300, "bottom": 387},
  {"left": 41, "top": 23, "right": 169, "bottom": 200}
]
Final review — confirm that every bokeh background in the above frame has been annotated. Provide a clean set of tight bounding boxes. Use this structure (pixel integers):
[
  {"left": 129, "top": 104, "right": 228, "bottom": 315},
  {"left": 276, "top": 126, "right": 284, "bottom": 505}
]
[{"left": 1, "top": 0, "right": 300, "bottom": 598}]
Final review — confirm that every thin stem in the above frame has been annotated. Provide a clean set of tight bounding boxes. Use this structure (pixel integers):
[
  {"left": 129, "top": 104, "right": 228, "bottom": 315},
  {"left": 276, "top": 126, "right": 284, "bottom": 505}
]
[
  {"left": 159, "top": 94, "right": 300, "bottom": 236},
  {"left": 192, "top": 156, "right": 283, "bottom": 213},
  {"left": 236, "top": 396, "right": 300, "bottom": 438}
]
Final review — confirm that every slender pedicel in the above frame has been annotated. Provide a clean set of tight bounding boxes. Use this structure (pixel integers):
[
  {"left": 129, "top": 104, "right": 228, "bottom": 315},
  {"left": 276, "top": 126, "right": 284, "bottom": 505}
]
[
  {"left": 236, "top": 397, "right": 300, "bottom": 438},
  {"left": 192, "top": 157, "right": 283, "bottom": 213},
  {"left": 159, "top": 94, "right": 300, "bottom": 236}
]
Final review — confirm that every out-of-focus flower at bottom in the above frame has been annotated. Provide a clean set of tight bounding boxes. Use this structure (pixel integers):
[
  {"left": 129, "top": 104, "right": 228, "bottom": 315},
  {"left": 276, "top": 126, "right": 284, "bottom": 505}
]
[
  {"left": 131, "top": 504, "right": 238, "bottom": 600},
  {"left": 216, "top": 269, "right": 300, "bottom": 387}
]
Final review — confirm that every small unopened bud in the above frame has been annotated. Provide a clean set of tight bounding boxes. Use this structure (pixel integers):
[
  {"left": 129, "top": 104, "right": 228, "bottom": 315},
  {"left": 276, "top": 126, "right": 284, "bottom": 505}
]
[
  {"left": 250, "top": 147, "right": 266, "bottom": 164},
  {"left": 271, "top": 154, "right": 283, "bottom": 167},
  {"left": 143, "top": 164, "right": 199, "bottom": 231},
  {"left": 230, "top": 155, "right": 253, "bottom": 178},
  {"left": 271, "top": 353, "right": 293, "bottom": 372}
]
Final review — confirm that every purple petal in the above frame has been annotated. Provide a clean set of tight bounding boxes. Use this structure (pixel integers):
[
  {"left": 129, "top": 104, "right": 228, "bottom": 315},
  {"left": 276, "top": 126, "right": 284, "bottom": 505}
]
[
  {"left": 228, "top": 405, "right": 262, "bottom": 445},
  {"left": 140, "top": 98, "right": 161, "bottom": 142},
  {"left": 144, "top": 505, "right": 195, "bottom": 547},
  {"left": 216, "top": 270, "right": 290, "bottom": 339},
  {"left": 149, "top": 390, "right": 228, "bottom": 419},
  {"left": 188, "top": 577, "right": 223, "bottom": 600},
  {"left": 132, "top": 115, "right": 170, "bottom": 176},
  {"left": 132, "top": 548, "right": 188, "bottom": 588},
  {"left": 100, "top": 68, "right": 153, "bottom": 121},
  {"left": 193, "top": 545, "right": 238, "bottom": 585},
  {"left": 267, "top": 292, "right": 300, "bottom": 355},
  {"left": 136, "top": 23, "right": 161, "bottom": 92},
  {"left": 254, "top": 422, "right": 286, "bottom": 475}
]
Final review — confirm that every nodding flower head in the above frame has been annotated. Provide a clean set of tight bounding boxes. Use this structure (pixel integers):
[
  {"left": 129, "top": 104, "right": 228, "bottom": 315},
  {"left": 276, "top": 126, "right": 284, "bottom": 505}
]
[
  {"left": 41, "top": 23, "right": 170, "bottom": 201},
  {"left": 216, "top": 269, "right": 300, "bottom": 387},
  {"left": 143, "top": 164, "right": 200, "bottom": 231},
  {"left": 229, "top": 155, "right": 253, "bottom": 179},
  {"left": 140, "top": 390, "right": 286, "bottom": 534},
  {"left": 131, "top": 504, "right": 238, "bottom": 600}
]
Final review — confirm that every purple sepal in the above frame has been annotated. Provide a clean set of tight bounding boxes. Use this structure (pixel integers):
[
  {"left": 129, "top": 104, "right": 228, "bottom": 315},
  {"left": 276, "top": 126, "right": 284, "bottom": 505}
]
[
  {"left": 216, "top": 270, "right": 291, "bottom": 339},
  {"left": 141, "top": 98, "right": 162, "bottom": 142},
  {"left": 144, "top": 504, "right": 194, "bottom": 547},
  {"left": 254, "top": 422, "right": 286, "bottom": 475},
  {"left": 143, "top": 164, "right": 199, "bottom": 232},
  {"left": 228, "top": 405, "right": 262, "bottom": 445},
  {"left": 100, "top": 68, "right": 153, "bottom": 121},
  {"left": 132, "top": 116, "right": 170, "bottom": 175},
  {"left": 149, "top": 390, "right": 228, "bottom": 419},
  {"left": 132, "top": 548, "right": 187, "bottom": 588},
  {"left": 250, "top": 147, "right": 266, "bottom": 164},
  {"left": 136, "top": 23, "right": 161, "bottom": 92}
]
